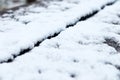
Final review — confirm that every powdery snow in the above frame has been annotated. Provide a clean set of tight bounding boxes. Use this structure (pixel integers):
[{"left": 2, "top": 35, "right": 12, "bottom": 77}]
[
  {"left": 0, "top": 0, "right": 116, "bottom": 61},
  {"left": 0, "top": 0, "right": 120, "bottom": 80}
]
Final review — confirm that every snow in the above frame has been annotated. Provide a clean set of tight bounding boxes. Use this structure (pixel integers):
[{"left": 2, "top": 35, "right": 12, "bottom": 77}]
[
  {"left": 0, "top": 0, "right": 116, "bottom": 61},
  {"left": 0, "top": 0, "right": 120, "bottom": 80}
]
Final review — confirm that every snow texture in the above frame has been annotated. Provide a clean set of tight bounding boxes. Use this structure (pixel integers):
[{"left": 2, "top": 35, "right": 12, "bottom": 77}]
[
  {"left": 0, "top": 0, "right": 116, "bottom": 62},
  {"left": 0, "top": 0, "right": 120, "bottom": 80}
]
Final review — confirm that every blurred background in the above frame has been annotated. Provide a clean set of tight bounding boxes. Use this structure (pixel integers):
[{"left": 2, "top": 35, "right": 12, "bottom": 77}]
[{"left": 0, "top": 0, "right": 37, "bottom": 10}]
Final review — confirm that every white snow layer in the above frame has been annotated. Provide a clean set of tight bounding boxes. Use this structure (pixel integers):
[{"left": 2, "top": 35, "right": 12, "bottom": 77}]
[
  {"left": 0, "top": 0, "right": 120, "bottom": 80},
  {"left": 0, "top": 0, "right": 116, "bottom": 61}
]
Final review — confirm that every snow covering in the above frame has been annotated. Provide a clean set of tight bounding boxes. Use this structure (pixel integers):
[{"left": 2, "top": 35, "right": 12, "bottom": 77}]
[
  {"left": 0, "top": 0, "right": 120, "bottom": 80},
  {"left": 0, "top": 0, "right": 116, "bottom": 62}
]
